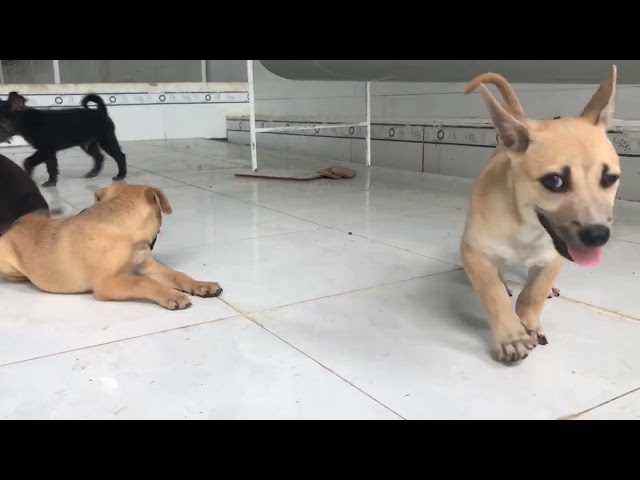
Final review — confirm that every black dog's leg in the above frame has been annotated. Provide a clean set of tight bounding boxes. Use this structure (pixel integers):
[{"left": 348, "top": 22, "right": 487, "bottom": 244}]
[
  {"left": 82, "top": 140, "right": 105, "bottom": 179},
  {"left": 98, "top": 133, "right": 127, "bottom": 181},
  {"left": 42, "top": 152, "right": 59, "bottom": 188},
  {"left": 23, "top": 151, "right": 47, "bottom": 177}
]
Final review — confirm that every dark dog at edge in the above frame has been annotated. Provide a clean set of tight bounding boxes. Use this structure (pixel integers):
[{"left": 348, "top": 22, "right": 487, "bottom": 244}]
[
  {"left": 0, "top": 92, "right": 127, "bottom": 188},
  {"left": 0, "top": 153, "right": 58, "bottom": 235}
]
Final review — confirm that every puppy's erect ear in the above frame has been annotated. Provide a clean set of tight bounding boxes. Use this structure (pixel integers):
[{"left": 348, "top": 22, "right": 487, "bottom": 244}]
[
  {"left": 145, "top": 187, "right": 172, "bottom": 214},
  {"left": 478, "top": 84, "right": 530, "bottom": 152},
  {"left": 7, "top": 92, "right": 26, "bottom": 112},
  {"left": 580, "top": 65, "right": 616, "bottom": 129}
]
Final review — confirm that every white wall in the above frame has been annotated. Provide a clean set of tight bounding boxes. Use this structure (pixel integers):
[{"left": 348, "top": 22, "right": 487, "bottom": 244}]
[
  {"left": 0, "top": 82, "right": 249, "bottom": 145},
  {"left": 0, "top": 60, "right": 250, "bottom": 144},
  {"left": 1, "top": 60, "right": 248, "bottom": 84}
]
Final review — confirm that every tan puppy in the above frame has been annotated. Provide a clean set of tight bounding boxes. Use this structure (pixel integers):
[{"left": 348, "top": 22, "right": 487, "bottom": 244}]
[
  {"left": 460, "top": 66, "right": 621, "bottom": 364},
  {"left": 0, "top": 183, "right": 223, "bottom": 310}
]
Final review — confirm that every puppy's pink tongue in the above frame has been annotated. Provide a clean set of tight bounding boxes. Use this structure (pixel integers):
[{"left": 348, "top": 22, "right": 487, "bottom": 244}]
[{"left": 567, "top": 246, "right": 602, "bottom": 267}]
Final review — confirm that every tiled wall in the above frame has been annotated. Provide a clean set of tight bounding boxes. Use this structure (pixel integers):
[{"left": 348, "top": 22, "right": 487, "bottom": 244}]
[
  {"left": 0, "top": 84, "right": 250, "bottom": 144},
  {"left": 227, "top": 117, "right": 640, "bottom": 202}
]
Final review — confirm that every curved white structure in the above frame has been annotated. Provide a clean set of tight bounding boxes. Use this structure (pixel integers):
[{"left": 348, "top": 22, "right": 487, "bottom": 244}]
[{"left": 259, "top": 60, "right": 633, "bottom": 84}]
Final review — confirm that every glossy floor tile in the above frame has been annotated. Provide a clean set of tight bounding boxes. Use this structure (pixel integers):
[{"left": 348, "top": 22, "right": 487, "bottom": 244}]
[
  {"left": 254, "top": 270, "right": 640, "bottom": 420},
  {"left": 1, "top": 138, "right": 640, "bottom": 419},
  {"left": 0, "top": 317, "right": 398, "bottom": 420}
]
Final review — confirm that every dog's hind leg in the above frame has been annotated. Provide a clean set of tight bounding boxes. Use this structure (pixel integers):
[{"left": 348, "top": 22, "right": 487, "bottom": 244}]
[
  {"left": 23, "top": 150, "right": 47, "bottom": 177},
  {"left": 82, "top": 140, "right": 105, "bottom": 179},
  {"left": 41, "top": 151, "right": 59, "bottom": 188},
  {"left": 98, "top": 132, "right": 127, "bottom": 182},
  {"left": 515, "top": 256, "right": 565, "bottom": 346},
  {"left": 0, "top": 240, "right": 27, "bottom": 282}
]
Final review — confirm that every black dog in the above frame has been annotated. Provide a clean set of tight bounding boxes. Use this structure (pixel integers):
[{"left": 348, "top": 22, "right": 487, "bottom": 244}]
[
  {"left": 0, "top": 152, "right": 51, "bottom": 235},
  {"left": 0, "top": 92, "right": 127, "bottom": 188}
]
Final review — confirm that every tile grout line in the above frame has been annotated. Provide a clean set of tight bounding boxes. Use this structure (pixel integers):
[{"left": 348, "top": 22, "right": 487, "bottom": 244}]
[
  {"left": 155, "top": 227, "right": 329, "bottom": 253},
  {"left": 616, "top": 237, "right": 640, "bottom": 246},
  {"left": 124, "top": 162, "right": 640, "bottom": 322},
  {"left": 139, "top": 167, "right": 464, "bottom": 268},
  {"left": 557, "top": 385, "right": 640, "bottom": 420},
  {"left": 255, "top": 323, "right": 406, "bottom": 420},
  {"left": 47, "top": 164, "right": 640, "bottom": 325},
  {"left": 503, "top": 279, "right": 640, "bottom": 324},
  {"left": 210, "top": 293, "right": 408, "bottom": 419},
  {"left": 243, "top": 268, "right": 463, "bottom": 318},
  {"left": 0, "top": 313, "right": 240, "bottom": 370}
]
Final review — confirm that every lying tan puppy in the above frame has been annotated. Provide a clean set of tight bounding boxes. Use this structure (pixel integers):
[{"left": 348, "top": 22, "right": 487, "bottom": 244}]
[
  {"left": 0, "top": 183, "right": 222, "bottom": 309},
  {"left": 461, "top": 66, "right": 621, "bottom": 364}
]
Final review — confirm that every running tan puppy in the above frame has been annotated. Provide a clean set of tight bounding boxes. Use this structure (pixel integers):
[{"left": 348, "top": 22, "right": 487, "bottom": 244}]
[
  {"left": 0, "top": 183, "right": 222, "bottom": 309},
  {"left": 461, "top": 65, "right": 620, "bottom": 365}
]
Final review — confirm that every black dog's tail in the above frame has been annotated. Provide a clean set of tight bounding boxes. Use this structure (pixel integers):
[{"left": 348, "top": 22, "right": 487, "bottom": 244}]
[{"left": 81, "top": 94, "right": 108, "bottom": 115}]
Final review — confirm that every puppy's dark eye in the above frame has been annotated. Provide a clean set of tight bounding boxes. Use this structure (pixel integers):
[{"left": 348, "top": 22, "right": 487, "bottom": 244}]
[
  {"left": 540, "top": 174, "right": 567, "bottom": 193},
  {"left": 600, "top": 173, "right": 619, "bottom": 189}
]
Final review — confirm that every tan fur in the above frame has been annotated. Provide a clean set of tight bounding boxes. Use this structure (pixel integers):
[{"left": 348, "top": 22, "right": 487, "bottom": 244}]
[
  {"left": 0, "top": 184, "right": 222, "bottom": 310},
  {"left": 461, "top": 66, "right": 621, "bottom": 364},
  {"left": 463, "top": 72, "right": 525, "bottom": 118}
]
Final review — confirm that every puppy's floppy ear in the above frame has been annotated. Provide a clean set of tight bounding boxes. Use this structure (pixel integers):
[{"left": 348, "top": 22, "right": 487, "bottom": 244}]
[
  {"left": 94, "top": 187, "right": 105, "bottom": 203},
  {"left": 478, "top": 84, "right": 530, "bottom": 152},
  {"left": 7, "top": 92, "right": 26, "bottom": 112},
  {"left": 145, "top": 187, "right": 172, "bottom": 214},
  {"left": 580, "top": 65, "right": 616, "bottom": 129}
]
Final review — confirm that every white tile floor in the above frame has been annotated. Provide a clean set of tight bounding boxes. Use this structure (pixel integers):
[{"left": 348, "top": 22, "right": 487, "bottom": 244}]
[{"left": 1, "top": 138, "right": 640, "bottom": 420}]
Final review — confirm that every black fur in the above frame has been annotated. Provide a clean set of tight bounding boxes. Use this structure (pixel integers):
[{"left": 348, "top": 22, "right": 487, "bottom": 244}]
[
  {"left": 0, "top": 153, "right": 50, "bottom": 235},
  {"left": 0, "top": 92, "right": 127, "bottom": 188}
]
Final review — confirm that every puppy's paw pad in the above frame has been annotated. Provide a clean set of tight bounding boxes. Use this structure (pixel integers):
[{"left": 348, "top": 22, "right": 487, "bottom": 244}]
[
  {"left": 191, "top": 282, "right": 223, "bottom": 298},
  {"left": 496, "top": 331, "right": 536, "bottom": 365},
  {"left": 547, "top": 286, "right": 560, "bottom": 299},
  {"left": 162, "top": 293, "right": 192, "bottom": 310}
]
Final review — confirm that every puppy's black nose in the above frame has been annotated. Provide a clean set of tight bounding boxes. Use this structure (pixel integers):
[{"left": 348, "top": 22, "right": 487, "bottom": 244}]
[{"left": 578, "top": 225, "right": 610, "bottom": 248}]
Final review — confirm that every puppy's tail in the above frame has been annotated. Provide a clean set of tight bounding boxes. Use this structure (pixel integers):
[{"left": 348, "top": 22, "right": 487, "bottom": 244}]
[
  {"left": 82, "top": 94, "right": 108, "bottom": 115},
  {"left": 463, "top": 73, "right": 525, "bottom": 118}
]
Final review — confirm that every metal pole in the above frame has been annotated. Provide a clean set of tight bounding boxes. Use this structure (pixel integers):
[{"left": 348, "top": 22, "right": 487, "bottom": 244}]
[
  {"left": 201, "top": 60, "right": 207, "bottom": 82},
  {"left": 365, "top": 81, "right": 372, "bottom": 167},
  {"left": 52, "top": 60, "right": 61, "bottom": 84},
  {"left": 247, "top": 59, "right": 258, "bottom": 172}
]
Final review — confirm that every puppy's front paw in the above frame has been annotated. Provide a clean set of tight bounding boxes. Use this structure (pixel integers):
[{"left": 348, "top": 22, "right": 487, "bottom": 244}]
[
  {"left": 526, "top": 328, "right": 548, "bottom": 346},
  {"left": 494, "top": 323, "right": 537, "bottom": 365},
  {"left": 161, "top": 291, "right": 192, "bottom": 310},
  {"left": 519, "top": 312, "right": 549, "bottom": 346},
  {"left": 189, "top": 281, "right": 223, "bottom": 298},
  {"left": 547, "top": 286, "right": 560, "bottom": 299}
]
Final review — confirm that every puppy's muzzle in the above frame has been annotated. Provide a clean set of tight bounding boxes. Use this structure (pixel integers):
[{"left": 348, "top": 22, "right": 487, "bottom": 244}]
[
  {"left": 537, "top": 212, "right": 611, "bottom": 267},
  {"left": 578, "top": 224, "right": 610, "bottom": 248}
]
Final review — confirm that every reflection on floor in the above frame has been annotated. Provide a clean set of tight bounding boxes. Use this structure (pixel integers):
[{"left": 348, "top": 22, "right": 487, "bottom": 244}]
[{"left": 1, "top": 138, "right": 639, "bottom": 420}]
